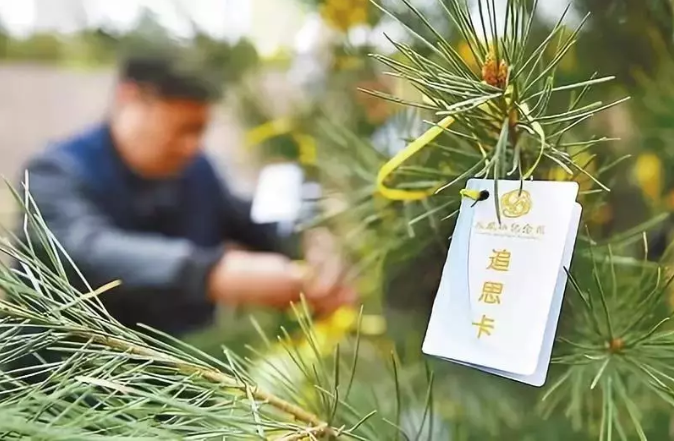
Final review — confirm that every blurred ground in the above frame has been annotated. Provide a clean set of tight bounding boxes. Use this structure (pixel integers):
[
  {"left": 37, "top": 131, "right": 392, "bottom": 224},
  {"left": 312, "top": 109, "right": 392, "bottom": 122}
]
[{"left": 0, "top": 63, "right": 260, "bottom": 233}]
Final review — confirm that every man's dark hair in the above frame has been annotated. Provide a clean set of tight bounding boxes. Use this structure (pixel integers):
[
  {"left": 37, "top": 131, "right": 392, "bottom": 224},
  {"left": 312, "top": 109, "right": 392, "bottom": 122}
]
[{"left": 118, "top": 42, "right": 223, "bottom": 102}]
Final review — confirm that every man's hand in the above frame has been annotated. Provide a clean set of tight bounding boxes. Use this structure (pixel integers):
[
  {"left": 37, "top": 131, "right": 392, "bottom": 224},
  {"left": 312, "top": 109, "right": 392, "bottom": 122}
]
[
  {"left": 207, "top": 249, "right": 305, "bottom": 308},
  {"left": 207, "top": 230, "right": 357, "bottom": 315},
  {"left": 302, "top": 228, "right": 357, "bottom": 316}
]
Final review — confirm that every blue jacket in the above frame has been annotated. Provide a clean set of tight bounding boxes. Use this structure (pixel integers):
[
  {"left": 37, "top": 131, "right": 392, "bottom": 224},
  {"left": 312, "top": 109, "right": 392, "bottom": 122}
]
[{"left": 15, "top": 123, "right": 283, "bottom": 336}]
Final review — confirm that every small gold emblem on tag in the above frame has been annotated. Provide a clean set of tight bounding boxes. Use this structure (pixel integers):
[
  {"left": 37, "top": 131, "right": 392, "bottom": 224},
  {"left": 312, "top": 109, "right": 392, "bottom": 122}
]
[{"left": 500, "top": 189, "right": 532, "bottom": 218}]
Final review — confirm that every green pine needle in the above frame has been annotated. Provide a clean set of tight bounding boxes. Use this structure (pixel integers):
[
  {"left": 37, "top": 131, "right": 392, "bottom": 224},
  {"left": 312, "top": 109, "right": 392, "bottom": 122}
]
[{"left": 365, "top": 0, "right": 626, "bottom": 201}]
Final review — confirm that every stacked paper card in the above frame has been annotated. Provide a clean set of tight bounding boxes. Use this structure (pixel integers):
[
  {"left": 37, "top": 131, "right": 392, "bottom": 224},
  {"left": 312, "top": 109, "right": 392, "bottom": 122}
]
[{"left": 422, "top": 179, "right": 582, "bottom": 386}]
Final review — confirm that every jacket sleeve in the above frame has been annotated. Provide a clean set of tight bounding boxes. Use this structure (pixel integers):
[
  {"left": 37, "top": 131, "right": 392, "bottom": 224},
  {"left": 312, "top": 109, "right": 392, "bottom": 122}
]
[
  {"left": 19, "top": 154, "right": 223, "bottom": 301},
  {"left": 220, "top": 192, "right": 288, "bottom": 254}
]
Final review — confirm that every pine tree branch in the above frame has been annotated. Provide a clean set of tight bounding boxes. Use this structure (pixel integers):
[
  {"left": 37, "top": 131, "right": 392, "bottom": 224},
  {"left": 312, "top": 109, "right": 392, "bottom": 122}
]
[
  {"left": 273, "top": 423, "right": 330, "bottom": 440},
  {"left": 0, "top": 182, "right": 343, "bottom": 439},
  {"left": 364, "top": 0, "right": 624, "bottom": 203},
  {"left": 67, "top": 330, "right": 331, "bottom": 430}
]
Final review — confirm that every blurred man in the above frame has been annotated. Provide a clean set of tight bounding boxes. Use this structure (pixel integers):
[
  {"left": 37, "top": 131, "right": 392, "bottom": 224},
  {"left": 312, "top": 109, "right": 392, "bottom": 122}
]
[{"left": 15, "top": 46, "right": 354, "bottom": 337}]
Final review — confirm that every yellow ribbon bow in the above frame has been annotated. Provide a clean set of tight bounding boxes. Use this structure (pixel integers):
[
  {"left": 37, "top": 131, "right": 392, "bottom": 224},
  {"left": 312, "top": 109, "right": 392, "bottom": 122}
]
[
  {"left": 376, "top": 84, "right": 545, "bottom": 201},
  {"left": 245, "top": 118, "right": 317, "bottom": 165}
]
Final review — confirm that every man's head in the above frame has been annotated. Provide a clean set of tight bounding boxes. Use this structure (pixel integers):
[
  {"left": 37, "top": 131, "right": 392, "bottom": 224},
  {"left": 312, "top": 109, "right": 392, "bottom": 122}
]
[{"left": 110, "top": 46, "right": 222, "bottom": 179}]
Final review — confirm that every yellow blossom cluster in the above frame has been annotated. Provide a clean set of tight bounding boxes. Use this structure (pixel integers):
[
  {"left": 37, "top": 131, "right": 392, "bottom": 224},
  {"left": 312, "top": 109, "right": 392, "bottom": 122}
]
[{"left": 320, "top": 0, "right": 369, "bottom": 32}]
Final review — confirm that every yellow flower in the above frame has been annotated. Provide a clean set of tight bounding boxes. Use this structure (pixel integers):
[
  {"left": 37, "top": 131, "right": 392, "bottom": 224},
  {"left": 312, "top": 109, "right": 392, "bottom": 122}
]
[
  {"left": 312, "top": 306, "right": 358, "bottom": 349},
  {"left": 547, "top": 149, "right": 596, "bottom": 193},
  {"left": 303, "top": 306, "right": 387, "bottom": 354},
  {"left": 633, "top": 152, "right": 663, "bottom": 205},
  {"left": 457, "top": 40, "right": 478, "bottom": 72},
  {"left": 321, "top": 0, "right": 369, "bottom": 32},
  {"left": 333, "top": 54, "right": 363, "bottom": 71}
]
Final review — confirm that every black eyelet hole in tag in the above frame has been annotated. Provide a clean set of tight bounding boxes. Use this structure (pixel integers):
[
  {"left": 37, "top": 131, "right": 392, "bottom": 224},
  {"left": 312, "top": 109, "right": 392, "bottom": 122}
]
[{"left": 471, "top": 190, "right": 490, "bottom": 207}]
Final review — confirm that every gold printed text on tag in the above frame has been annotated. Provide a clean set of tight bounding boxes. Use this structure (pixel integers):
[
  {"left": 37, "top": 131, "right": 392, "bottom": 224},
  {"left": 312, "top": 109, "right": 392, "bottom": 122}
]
[
  {"left": 474, "top": 221, "right": 544, "bottom": 240},
  {"left": 500, "top": 189, "right": 532, "bottom": 218},
  {"left": 479, "top": 281, "right": 503, "bottom": 304},
  {"left": 487, "top": 249, "right": 511, "bottom": 271},
  {"left": 472, "top": 315, "right": 495, "bottom": 338}
]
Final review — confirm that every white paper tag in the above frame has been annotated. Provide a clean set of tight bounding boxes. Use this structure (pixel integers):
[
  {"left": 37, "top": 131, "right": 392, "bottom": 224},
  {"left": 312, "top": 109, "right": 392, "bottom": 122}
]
[
  {"left": 422, "top": 179, "right": 581, "bottom": 386},
  {"left": 250, "top": 163, "right": 304, "bottom": 224}
]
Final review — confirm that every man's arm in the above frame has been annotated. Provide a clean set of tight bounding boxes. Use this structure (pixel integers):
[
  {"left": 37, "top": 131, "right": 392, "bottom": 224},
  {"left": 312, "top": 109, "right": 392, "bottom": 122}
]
[
  {"left": 211, "top": 166, "right": 287, "bottom": 255},
  {"left": 221, "top": 194, "right": 287, "bottom": 253},
  {"left": 19, "top": 154, "right": 222, "bottom": 300}
]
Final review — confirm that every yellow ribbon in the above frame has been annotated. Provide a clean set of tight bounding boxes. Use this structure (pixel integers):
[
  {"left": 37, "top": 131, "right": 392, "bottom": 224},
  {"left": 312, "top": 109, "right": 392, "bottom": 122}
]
[
  {"left": 245, "top": 118, "right": 317, "bottom": 166},
  {"left": 245, "top": 118, "right": 294, "bottom": 146},
  {"left": 459, "top": 188, "right": 483, "bottom": 201},
  {"left": 293, "top": 134, "right": 318, "bottom": 165},
  {"left": 376, "top": 85, "right": 544, "bottom": 201},
  {"left": 376, "top": 115, "right": 456, "bottom": 200}
]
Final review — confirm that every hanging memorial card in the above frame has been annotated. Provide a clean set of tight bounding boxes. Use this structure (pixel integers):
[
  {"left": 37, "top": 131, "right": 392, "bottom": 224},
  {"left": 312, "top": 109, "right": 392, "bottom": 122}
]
[{"left": 422, "top": 178, "right": 582, "bottom": 386}]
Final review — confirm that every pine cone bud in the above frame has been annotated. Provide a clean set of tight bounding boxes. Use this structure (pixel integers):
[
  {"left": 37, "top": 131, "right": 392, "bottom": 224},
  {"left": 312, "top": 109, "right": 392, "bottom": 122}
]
[
  {"left": 482, "top": 51, "right": 508, "bottom": 88},
  {"left": 608, "top": 337, "right": 624, "bottom": 353}
]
